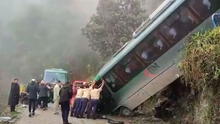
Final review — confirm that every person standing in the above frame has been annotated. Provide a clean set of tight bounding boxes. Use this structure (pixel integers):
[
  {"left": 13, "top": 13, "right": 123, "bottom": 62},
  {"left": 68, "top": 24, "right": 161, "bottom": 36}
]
[
  {"left": 59, "top": 82, "right": 72, "bottom": 124},
  {"left": 53, "top": 81, "right": 61, "bottom": 115},
  {"left": 70, "top": 82, "right": 77, "bottom": 117},
  {"left": 8, "top": 78, "right": 20, "bottom": 112},
  {"left": 87, "top": 80, "right": 105, "bottom": 119},
  {"left": 38, "top": 80, "right": 49, "bottom": 110},
  {"left": 48, "top": 83, "right": 53, "bottom": 104},
  {"left": 20, "top": 84, "right": 28, "bottom": 105},
  {"left": 26, "top": 79, "right": 39, "bottom": 117},
  {"left": 73, "top": 85, "right": 84, "bottom": 118},
  {"left": 79, "top": 83, "right": 94, "bottom": 118}
]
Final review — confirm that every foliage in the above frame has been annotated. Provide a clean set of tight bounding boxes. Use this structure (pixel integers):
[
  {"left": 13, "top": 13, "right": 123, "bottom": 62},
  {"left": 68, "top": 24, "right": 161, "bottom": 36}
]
[
  {"left": 82, "top": 0, "right": 146, "bottom": 59},
  {"left": 180, "top": 27, "right": 220, "bottom": 91},
  {"left": 179, "top": 27, "right": 220, "bottom": 124}
]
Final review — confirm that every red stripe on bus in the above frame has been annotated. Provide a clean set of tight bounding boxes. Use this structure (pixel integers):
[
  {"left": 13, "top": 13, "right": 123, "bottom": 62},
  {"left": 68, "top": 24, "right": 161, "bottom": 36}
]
[{"left": 144, "top": 69, "right": 156, "bottom": 78}]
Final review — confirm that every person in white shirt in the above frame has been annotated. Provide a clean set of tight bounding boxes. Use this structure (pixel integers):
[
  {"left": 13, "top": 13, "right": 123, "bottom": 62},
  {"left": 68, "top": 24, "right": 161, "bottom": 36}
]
[
  {"left": 53, "top": 81, "right": 61, "bottom": 115},
  {"left": 78, "top": 83, "right": 94, "bottom": 117},
  {"left": 73, "top": 85, "right": 84, "bottom": 117},
  {"left": 87, "top": 80, "right": 105, "bottom": 119}
]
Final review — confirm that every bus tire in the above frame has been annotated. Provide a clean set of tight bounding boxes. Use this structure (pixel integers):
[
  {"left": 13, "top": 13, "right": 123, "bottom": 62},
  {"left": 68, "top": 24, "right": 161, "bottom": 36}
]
[{"left": 120, "top": 107, "right": 133, "bottom": 116}]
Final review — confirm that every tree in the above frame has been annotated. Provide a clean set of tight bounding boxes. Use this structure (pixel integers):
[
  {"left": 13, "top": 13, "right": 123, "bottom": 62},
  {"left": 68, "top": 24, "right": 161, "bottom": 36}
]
[{"left": 82, "top": 0, "right": 146, "bottom": 59}]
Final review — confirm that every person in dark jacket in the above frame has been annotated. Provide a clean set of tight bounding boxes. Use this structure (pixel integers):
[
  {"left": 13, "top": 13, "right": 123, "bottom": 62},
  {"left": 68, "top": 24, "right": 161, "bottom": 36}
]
[
  {"left": 38, "top": 80, "right": 50, "bottom": 110},
  {"left": 26, "top": 79, "right": 39, "bottom": 117},
  {"left": 59, "top": 82, "right": 72, "bottom": 124},
  {"left": 8, "top": 78, "right": 20, "bottom": 112}
]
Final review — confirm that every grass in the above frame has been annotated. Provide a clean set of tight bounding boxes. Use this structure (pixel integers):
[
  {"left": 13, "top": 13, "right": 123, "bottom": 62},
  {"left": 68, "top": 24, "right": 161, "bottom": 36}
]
[
  {"left": 178, "top": 27, "right": 220, "bottom": 123},
  {"left": 0, "top": 105, "right": 23, "bottom": 124}
]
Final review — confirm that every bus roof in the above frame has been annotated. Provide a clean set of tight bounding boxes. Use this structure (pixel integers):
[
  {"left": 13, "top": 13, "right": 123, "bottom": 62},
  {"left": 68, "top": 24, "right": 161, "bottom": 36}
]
[
  {"left": 45, "top": 68, "right": 68, "bottom": 73},
  {"left": 94, "top": 0, "right": 185, "bottom": 81}
]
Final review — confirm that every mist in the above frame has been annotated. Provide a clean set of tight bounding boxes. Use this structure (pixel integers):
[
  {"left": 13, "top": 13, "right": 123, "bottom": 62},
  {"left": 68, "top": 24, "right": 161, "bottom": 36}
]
[
  {"left": 0, "top": 0, "right": 99, "bottom": 109},
  {"left": 0, "top": 0, "right": 165, "bottom": 111}
]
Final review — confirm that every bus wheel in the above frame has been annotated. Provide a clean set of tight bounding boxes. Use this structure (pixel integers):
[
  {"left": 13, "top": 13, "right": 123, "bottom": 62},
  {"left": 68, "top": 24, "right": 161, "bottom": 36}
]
[{"left": 120, "top": 107, "right": 133, "bottom": 116}]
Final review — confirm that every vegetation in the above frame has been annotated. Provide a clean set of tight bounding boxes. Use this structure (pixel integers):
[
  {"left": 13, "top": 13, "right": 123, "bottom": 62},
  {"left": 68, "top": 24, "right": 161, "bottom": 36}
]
[
  {"left": 82, "top": 0, "right": 146, "bottom": 59},
  {"left": 180, "top": 28, "right": 220, "bottom": 91},
  {"left": 179, "top": 27, "right": 220, "bottom": 124}
]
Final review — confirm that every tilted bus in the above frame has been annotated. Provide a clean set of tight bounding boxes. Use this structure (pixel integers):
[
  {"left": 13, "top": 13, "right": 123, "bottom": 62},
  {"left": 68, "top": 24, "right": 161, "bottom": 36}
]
[{"left": 94, "top": 0, "right": 220, "bottom": 115}]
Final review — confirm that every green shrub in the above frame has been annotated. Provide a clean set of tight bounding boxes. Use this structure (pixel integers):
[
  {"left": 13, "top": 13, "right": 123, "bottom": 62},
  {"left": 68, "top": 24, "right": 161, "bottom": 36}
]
[
  {"left": 179, "top": 27, "right": 220, "bottom": 124},
  {"left": 180, "top": 27, "right": 220, "bottom": 91}
]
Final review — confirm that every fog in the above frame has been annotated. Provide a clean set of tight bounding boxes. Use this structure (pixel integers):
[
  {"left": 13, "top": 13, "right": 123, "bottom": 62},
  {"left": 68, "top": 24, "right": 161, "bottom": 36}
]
[
  {"left": 0, "top": 0, "right": 99, "bottom": 109},
  {"left": 0, "top": 0, "right": 165, "bottom": 111}
]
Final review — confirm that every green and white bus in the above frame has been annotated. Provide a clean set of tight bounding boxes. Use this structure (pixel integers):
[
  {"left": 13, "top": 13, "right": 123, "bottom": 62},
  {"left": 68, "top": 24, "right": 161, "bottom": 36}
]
[
  {"left": 94, "top": 0, "right": 220, "bottom": 115},
  {"left": 43, "top": 68, "right": 68, "bottom": 84}
]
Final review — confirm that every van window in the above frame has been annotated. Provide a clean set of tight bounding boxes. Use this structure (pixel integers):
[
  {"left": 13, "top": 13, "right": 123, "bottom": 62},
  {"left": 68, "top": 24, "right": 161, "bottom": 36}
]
[
  {"left": 44, "top": 72, "right": 67, "bottom": 83},
  {"left": 212, "top": 13, "right": 220, "bottom": 27}
]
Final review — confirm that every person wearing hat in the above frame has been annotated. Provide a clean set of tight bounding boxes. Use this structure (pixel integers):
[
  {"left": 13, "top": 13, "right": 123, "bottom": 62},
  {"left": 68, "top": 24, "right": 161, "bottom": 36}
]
[{"left": 26, "top": 79, "right": 39, "bottom": 117}]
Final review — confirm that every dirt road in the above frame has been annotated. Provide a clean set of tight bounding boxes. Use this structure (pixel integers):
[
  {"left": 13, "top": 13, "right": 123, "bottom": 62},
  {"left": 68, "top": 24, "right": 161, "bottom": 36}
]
[{"left": 16, "top": 104, "right": 107, "bottom": 124}]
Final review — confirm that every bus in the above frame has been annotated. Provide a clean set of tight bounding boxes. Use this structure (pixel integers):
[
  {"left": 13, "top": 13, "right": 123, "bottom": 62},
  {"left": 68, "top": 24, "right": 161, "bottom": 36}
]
[
  {"left": 43, "top": 68, "right": 68, "bottom": 84},
  {"left": 94, "top": 0, "right": 220, "bottom": 116}
]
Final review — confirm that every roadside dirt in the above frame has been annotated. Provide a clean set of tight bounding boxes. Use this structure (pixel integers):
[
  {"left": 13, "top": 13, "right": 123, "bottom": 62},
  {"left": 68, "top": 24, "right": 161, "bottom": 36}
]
[
  {"left": 16, "top": 104, "right": 107, "bottom": 124},
  {"left": 15, "top": 104, "right": 166, "bottom": 124}
]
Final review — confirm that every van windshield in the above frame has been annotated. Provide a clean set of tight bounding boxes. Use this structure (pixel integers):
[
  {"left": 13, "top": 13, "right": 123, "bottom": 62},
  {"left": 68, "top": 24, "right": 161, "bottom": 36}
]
[
  {"left": 44, "top": 72, "right": 67, "bottom": 83},
  {"left": 212, "top": 13, "right": 220, "bottom": 27}
]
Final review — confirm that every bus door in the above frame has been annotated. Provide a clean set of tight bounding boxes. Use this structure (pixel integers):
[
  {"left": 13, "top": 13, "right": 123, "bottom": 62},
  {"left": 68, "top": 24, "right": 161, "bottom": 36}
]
[{"left": 212, "top": 13, "right": 220, "bottom": 27}]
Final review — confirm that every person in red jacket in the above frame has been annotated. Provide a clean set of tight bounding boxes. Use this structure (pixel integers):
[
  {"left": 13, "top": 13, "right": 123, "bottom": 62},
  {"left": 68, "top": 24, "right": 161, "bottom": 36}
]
[{"left": 70, "top": 82, "right": 77, "bottom": 116}]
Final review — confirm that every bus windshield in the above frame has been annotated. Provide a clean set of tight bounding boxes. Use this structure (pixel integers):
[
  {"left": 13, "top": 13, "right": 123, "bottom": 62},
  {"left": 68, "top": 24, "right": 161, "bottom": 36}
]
[{"left": 44, "top": 72, "right": 67, "bottom": 83}]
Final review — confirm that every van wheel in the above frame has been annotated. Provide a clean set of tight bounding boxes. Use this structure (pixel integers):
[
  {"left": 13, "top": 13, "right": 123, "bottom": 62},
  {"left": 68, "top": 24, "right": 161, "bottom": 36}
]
[{"left": 120, "top": 107, "right": 133, "bottom": 116}]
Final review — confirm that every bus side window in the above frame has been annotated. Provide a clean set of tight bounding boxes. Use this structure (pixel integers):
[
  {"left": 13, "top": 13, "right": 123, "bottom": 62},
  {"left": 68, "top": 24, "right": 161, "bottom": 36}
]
[
  {"left": 159, "top": 6, "right": 199, "bottom": 44},
  {"left": 114, "top": 53, "right": 145, "bottom": 83},
  {"left": 104, "top": 72, "right": 124, "bottom": 92},
  {"left": 136, "top": 34, "right": 168, "bottom": 65},
  {"left": 188, "top": 0, "right": 212, "bottom": 20}
]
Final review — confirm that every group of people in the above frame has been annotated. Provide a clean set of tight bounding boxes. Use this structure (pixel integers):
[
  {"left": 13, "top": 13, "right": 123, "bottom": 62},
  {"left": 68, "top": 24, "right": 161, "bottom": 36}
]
[
  {"left": 58, "top": 80, "right": 105, "bottom": 124},
  {"left": 70, "top": 81, "right": 105, "bottom": 119},
  {"left": 8, "top": 78, "right": 105, "bottom": 124},
  {"left": 26, "top": 79, "right": 54, "bottom": 117}
]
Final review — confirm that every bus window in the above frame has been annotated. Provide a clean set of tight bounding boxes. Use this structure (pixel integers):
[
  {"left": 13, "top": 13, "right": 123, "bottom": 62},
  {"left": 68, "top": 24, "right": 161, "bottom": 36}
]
[
  {"left": 188, "top": 0, "right": 212, "bottom": 20},
  {"left": 104, "top": 72, "right": 124, "bottom": 92},
  {"left": 159, "top": 6, "right": 199, "bottom": 44},
  {"left": 136, "top": 34, "right": 168, "bottom": 65},
  {"left": 114, "top": 54, "right": 145, "bottom": 83}
]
